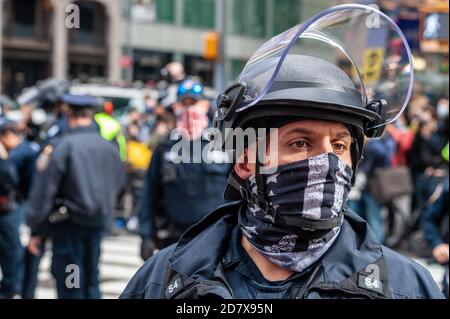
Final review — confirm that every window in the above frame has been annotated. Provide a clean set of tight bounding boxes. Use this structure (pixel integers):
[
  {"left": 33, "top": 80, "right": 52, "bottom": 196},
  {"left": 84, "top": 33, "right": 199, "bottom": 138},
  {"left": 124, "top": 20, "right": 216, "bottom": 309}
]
[
  {"left": 71, "top": 1, "right": 106, "bottom": 47},
  {"left": 133, "top": 50, "right": 172, "bottom": 82},
  {"left": 232, "top": 0, "right": 266, "bottom": 38},
  {"left": 155, "top": 0, "right": 175, "bottom": 23},
  {"left": 3, "top": 0, "right": 50, "bottom": 39},
  {"left": 11, "top": 0, "right": 36, "bottom": 38},
  {"left": 273, "top": 0, "right": 301, "bottom": 35},
  {"left": 184, "top": 55, "right": 214, "bottom": 86},
  {"left": 230, "top": 59, "right": 246, "bottom": 81},
  {"left": 183, "top": 0, "right": 215, "bottom": 29},
  {"left": 132, "top": 0, "right": 175, "bottom": 23}
]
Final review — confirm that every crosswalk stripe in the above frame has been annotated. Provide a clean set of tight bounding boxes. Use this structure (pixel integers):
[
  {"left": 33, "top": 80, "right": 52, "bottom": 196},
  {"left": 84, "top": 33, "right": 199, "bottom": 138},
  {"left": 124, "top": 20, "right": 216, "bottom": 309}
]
[{"left": 35, "top": 234, "right": 142, "bottom": 299}]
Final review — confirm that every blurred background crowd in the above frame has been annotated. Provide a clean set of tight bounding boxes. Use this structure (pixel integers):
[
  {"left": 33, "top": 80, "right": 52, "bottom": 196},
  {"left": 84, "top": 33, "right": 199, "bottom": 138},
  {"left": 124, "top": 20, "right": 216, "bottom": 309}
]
[{"left": 0, "top": 0, "right": 448, "bottom": 299}]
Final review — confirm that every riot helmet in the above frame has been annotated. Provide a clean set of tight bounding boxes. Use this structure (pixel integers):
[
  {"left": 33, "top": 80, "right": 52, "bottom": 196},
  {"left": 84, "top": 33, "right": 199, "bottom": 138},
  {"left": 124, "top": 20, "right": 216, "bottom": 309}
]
[{"left": 211, "top": 4, "right": 414, "bottom": 199}]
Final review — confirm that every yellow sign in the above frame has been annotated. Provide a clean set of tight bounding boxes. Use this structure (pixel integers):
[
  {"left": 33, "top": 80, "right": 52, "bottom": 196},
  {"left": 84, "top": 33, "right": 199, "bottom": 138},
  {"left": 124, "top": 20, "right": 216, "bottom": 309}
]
[
  {"left": 203, "top": 32, "right": 219, "bottom": 60},
  {"left": 361, "top": 48, "right": 385, "bottom": 84}
]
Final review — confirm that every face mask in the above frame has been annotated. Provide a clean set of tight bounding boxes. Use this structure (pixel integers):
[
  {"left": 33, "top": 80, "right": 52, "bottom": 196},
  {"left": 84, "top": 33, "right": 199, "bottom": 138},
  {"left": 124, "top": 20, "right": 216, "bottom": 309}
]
[
  {"left": 437, "top": 103, "right": 449, "bottom": 119},
  {"left": 176, "top": 105, "right": 209, "bottom": 141},
  {"left": 394, "top": 119, "right": 407, "bottom": 131},
  {"left": 239, "top": 152, "right": 353, "bottom": 272}
]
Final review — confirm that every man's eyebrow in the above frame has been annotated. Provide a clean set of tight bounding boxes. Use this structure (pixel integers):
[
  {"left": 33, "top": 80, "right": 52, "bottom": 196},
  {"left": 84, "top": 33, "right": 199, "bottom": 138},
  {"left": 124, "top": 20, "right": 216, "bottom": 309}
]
[
  {"left": 335, "top": 132, "right": 352, "bottom": 139},
  {"left": 284, "top": 128, "right": 315, "bottom": 136},
  {"left": 283, "top": 128, "right": 351, "bottom": 139}
]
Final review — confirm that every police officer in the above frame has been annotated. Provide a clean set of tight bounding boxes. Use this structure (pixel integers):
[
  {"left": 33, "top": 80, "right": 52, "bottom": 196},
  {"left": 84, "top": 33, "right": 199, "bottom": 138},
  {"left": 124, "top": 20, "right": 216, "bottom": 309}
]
[
  {"left": 138, "top": 79, "right": 231, "bottom": 260},
  {"left": 95, "top": 101, "right": 127, "bottom": 162},
  {"left": 121, "top": 5, "right": 444, "bottom": 299},
  {"left": 0, "top": 121, "right": 40, "bottom": 203},
  {"left": 0, "top": 120, "right": 20, "bottom": 299},
  {"left": 0, "top": 120, "right": 40, "bottom": 297},
  {"left": 19, "top": 97, "right": 68, "bottom": 299},
  {"left": 21, "top": 125, "right": 63, "bottom": 299},
  {"left": 21, "top": 97, "right": 124, "bottom": 299},
  {"left": 26, "top": 94, "right": 126, "bottom": 299}
]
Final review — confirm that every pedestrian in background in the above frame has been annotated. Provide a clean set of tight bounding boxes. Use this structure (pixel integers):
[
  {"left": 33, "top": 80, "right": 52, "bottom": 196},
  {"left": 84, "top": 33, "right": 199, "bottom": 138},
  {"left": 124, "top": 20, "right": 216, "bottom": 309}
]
[
  {"left": 408, "top": 106, "right": 447, "bottom": 211},
  {"left": 348, "top": 135, "right": 396, "bottom": 243},
  {"left": 421, "top": 177, "right": 449, "bottom": 298}
]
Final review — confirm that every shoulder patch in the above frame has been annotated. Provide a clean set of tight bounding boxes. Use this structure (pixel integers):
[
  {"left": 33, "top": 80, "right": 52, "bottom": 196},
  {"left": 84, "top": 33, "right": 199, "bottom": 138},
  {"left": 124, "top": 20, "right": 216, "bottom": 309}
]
[
  {"left": 36, "top": 145, "right": 53, "bottom": 172},
  {"left": 165, "top": 275, "right": 184, "bottom": 299},
  {"left": 357, "top": 264, "right": 384, "bottom": 295}
]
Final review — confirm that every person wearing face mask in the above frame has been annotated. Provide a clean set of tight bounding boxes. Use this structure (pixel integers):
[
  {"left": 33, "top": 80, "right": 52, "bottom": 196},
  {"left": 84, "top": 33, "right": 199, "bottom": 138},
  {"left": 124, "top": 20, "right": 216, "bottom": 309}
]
[
  {"left": 437, "top": 98, "right": 449, "bottom": 122},
  {"left": 408, "top": 106, "right": 448, "bottom": 211},
  {"left": 138, "top": 79, "right": 231, "bottom": 261},
  {"left": 121, "top": 5, "right": 444, "bottom": 299}
]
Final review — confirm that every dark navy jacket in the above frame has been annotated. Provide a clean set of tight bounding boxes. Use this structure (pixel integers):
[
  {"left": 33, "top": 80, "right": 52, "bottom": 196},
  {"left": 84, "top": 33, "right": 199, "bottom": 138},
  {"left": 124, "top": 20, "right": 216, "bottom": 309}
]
[
  {"left": 27, "top": 125, "right": 126, "bottom": 234},
  {"left": 0, "top": 158, "right": 18, "bottom": 212},
  {"left": 139, "top": 136, "right": 231, "bottom": 238},
  {"left": 122, "top": 201, "right": 445, "bottom": 299},
  {"left": 359, "top": 136, "right": 396, "bottom": 177},
  {"left": 421, "top": 178, "right": 449, "bottom": 249},
  {"left": 8, "top": 141, "right": 40, "bottom": 200}
]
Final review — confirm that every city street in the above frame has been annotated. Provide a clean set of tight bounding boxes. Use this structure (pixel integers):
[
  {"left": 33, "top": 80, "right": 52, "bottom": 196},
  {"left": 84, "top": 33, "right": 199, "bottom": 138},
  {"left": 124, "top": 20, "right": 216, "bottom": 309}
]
[
  {"left": 32, "top": 234, "right": 446, "bottom": 299},
  {"left": 0, "top": 0, "right": 448, "bottom": 301},
  {"left": 35, "top": 234, "right": 143, "bottom": 299}
]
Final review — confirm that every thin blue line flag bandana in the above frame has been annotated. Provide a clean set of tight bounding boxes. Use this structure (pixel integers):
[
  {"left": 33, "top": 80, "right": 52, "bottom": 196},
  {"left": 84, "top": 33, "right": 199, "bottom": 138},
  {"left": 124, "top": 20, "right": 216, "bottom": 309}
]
[{"left": 239, "top": 153, "right": 353, "bottom": 273}]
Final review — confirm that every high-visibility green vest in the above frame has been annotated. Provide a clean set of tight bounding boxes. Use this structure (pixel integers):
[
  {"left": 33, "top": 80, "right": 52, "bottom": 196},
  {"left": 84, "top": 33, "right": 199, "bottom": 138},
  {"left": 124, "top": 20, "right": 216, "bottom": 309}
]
[
  {"left": 442, "top": 142, "right": 449, "bottom": 162},
  {"left": 94, "top": 113, "right": 127, "bottom": 161}
]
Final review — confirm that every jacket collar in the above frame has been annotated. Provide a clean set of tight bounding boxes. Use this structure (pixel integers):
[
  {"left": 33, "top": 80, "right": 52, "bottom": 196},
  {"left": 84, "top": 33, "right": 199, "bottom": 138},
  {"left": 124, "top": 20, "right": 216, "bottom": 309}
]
[
  {"left": 165, "top": 201, "right": 389, "bottom": 299},
  {"left": 66, "top": 124, "right": 99, "bottom": 135}
]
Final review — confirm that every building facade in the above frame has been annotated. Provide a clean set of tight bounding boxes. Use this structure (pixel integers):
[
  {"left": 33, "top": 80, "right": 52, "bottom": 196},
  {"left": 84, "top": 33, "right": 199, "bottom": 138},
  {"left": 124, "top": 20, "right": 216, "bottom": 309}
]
[
  {"left": 128, "top": 0, "right": 338, "bottom": 86},
  {"left": 1, "top": 0, "right": 447, "bottom": 98},
  {"left": 1, "top": 0, "right": 122, "bottom": 97}
]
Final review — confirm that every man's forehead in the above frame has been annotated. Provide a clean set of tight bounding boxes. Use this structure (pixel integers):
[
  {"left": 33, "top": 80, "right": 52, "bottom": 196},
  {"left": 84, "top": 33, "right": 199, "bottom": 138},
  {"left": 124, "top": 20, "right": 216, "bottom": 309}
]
[{"left": 279, "top": 119, "right": 351, "bottom": 136}]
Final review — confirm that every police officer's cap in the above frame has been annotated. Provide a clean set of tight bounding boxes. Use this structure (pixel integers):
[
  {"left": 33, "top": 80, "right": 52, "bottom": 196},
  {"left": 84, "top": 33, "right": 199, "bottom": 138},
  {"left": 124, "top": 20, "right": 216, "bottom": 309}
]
[
  {"left": 61, "top": 94, "right": 99, "bottom": 110},
  {"left": 0, "top": 118, "right": 18, "bottom": 135}
]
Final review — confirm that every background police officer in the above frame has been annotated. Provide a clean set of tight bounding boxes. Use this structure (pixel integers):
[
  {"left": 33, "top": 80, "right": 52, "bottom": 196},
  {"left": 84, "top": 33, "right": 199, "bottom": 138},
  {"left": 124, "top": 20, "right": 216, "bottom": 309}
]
[
  {"left": 0, "top": 120, "right": 20, "bottom": 299},
  {"left": 0, "top": 122, "right": 40, "bottom": 204},
  {"left": 26, "top": 94, "right": 126, "bottom": 299},
  {"left": 0, "top": 120, "right": 40, "bottom": 298},
  {"left": 138, "top": 79, "right": 231, "bottom": 260}
]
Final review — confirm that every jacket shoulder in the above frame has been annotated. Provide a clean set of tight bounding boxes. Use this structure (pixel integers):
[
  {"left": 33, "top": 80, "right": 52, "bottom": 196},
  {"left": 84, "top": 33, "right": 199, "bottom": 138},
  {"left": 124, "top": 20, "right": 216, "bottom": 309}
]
[
  {"left": 382, "top": 246, "right": 444, "bottom": 299},
  {"left": 120, "top": 244, "right": 176, "bottom": 299}
]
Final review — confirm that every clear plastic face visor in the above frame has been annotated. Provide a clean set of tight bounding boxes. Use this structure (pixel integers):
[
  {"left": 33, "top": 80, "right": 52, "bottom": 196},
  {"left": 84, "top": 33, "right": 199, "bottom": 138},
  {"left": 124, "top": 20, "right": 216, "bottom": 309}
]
[{"left": 238, "top": 4, "right": 414, "bottom": 130}]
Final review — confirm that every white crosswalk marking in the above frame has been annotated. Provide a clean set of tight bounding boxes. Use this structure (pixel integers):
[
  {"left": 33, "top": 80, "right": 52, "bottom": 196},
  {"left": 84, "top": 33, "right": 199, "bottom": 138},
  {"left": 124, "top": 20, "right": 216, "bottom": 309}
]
[{"left": 35, "top": 234, "right": 143, "bottom": 299}]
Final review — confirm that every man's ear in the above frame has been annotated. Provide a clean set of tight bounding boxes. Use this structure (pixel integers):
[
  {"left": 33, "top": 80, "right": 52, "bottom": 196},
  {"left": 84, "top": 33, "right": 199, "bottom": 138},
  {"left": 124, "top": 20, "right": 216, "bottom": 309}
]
[{"left": 234, "top": 148, "right": 254, "bottom": 180}]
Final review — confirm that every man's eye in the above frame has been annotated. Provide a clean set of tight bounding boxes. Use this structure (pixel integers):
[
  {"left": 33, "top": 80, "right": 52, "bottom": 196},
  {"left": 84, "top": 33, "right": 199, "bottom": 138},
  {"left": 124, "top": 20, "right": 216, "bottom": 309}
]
[
  {"left": 290, "top": 140, "right": 308, "bottom": 150},
  {"left": 333, "top": 143, "right": 347, "bottom": 154}
]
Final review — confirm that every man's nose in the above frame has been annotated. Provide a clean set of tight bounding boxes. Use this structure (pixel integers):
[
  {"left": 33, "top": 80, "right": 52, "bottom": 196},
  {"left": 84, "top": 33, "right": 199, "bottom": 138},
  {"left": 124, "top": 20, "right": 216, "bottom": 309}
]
[{"left": 313, "top": 138, "right": 334, "bottom": 156}]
